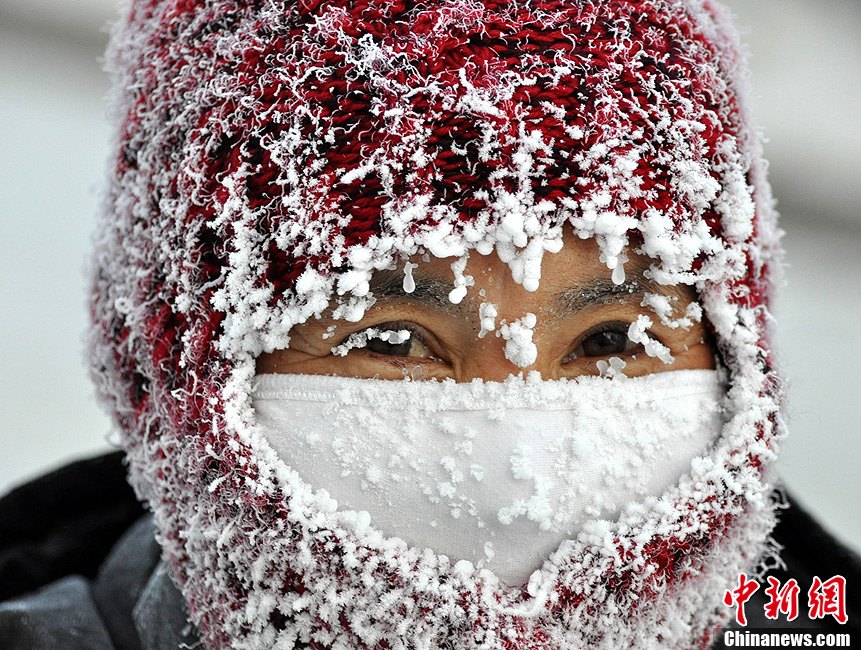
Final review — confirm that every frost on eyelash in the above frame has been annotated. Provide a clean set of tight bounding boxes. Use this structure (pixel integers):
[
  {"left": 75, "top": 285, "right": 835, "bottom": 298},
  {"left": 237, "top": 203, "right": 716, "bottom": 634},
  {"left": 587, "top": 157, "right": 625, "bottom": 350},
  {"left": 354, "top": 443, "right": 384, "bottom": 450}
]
[
  {"left": 641, "top": 292, "right": 703, "bottom": 329},
  {"left": 627, "top": 314, "right": 674, "bottom": 364},
  {"left": 596, "top": 356, "right": 627, "bottom": 379},
  {"left": 331, "top": 328, "right": 411, "bottom": 357}
]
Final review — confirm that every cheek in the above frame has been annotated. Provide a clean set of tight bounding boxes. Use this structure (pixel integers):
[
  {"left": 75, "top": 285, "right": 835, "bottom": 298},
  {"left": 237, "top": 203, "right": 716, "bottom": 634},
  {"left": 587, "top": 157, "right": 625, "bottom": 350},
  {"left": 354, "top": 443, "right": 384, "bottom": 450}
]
[
  {"left": 255, "top": 349, "right": 329, "bottom": 375},
  {"left": 660, "top": 322, "right": 716, "bottom": 370},
  {"left": 257, "top": 347, "right": 453, "bottom": 381},
  {"left": 676, "top": 338, "right": 716, "bottom": 370}
]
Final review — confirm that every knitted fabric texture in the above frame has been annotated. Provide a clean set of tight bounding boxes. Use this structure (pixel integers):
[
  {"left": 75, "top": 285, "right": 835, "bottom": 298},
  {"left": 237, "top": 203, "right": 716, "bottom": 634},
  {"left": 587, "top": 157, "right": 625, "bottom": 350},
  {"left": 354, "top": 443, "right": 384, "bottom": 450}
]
[{"left": 89, "top": 0, "right": 785, "bottom": 648}]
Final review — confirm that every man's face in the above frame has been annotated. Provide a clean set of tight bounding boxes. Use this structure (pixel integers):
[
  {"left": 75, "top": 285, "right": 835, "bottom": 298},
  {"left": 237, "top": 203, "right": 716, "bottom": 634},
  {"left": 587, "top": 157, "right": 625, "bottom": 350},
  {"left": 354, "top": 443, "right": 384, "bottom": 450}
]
[{"left": 257, "top": 232, "right": 714, "bottom": 381}]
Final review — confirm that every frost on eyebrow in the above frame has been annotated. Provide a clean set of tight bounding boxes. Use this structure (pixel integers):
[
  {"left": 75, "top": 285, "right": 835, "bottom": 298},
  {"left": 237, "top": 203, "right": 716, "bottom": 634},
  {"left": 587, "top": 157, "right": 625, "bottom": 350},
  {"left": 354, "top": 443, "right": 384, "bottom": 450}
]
[
  {"left": 337, "top": 270, "right": 468, "bottom": 321},
  {"left": 402, "top": 262, "right": 418, "bottom": 293},
  {"left": 448, "top": 255, "right": 474, "bottom": 304},
  {"left": 596, "top": 356, "right": 627, "bottom": 379},
  {"left": 553, "top": 280, "right": 643, "bottom": 317}
]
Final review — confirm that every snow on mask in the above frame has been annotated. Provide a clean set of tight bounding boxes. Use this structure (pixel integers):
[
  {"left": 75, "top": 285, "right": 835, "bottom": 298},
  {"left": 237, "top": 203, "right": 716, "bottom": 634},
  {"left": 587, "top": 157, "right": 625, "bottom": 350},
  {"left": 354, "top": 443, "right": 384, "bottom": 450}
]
[
  {"left": 253, "top": 370, "right": 724, "bottom": 586},
  {"left": 90, "top": 0, "right": 787, "bottom": 647}
]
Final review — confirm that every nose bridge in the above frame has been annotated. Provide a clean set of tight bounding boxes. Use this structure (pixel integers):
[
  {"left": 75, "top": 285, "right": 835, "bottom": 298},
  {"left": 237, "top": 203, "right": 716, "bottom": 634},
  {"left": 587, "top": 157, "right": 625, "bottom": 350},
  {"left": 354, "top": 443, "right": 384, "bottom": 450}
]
[
  {"left": 458, "top": 352, "right": 562, "bottom": 382},
  {"left": 456, "top": 326, "right": 558, "bottom": 382},
  {"left": 459, "top": 357, "right": 523, "bottom": 382},
  {"left": 460, "top": 258, "right": 552, "bottom": 382}
]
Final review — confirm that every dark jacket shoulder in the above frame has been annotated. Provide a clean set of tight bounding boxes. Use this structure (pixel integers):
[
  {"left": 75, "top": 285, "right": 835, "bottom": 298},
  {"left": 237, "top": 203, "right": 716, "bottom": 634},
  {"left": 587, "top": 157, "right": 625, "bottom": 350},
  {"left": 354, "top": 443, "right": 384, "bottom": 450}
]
[{"left": 0, "top": 453, "right": 195, "bottom": 649}]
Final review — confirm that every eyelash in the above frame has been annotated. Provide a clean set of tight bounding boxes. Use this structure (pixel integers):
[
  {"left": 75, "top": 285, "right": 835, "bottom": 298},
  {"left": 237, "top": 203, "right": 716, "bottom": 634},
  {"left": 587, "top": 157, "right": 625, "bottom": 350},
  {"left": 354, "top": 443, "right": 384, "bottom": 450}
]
[
  {"left": 336, "top": 321, "right": 442, "bottom": 361},
  {"left": 563, "top": 320, "right": 642, "bottom": 362},
  {"left": 338, "top": 319, "right": 655, "bottom": 365},
  {"left": 578, "top": 321, "right": 628, "bottom": 339}
]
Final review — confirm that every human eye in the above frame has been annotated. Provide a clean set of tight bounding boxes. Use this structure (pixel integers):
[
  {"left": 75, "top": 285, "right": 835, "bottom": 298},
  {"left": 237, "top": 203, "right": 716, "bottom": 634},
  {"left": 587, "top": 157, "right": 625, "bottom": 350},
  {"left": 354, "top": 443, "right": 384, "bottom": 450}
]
[
  {"left": 563, "top": 320, "right": 643, "bottom": 362},
  {"left": 332, "top": 321, "right": 439, "bottom": 360}
]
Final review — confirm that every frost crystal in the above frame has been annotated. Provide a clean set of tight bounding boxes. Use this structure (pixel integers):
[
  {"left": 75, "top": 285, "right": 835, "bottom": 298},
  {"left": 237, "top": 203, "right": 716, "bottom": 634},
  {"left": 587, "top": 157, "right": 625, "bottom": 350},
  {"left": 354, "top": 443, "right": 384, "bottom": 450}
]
[
  {"left": 403, "top": 261, "right": 418, "bottom": 293},
  {"left": 596, "top": 356, "right": 627, "bottom": 379},
  {"left": 478, "top": 302, "right": 498, "bottom": 338},
  {"left": 641, "top": 292, "right": 703, "bottom": 329},
  {"left": 498, "top": 313, "right": 538, "bottom": 367},
  {"left": 627, "top": 315, "right": 674, "bottom": 364},
  {"left": 448, "top": 255, "right": 474, "bottom": 305}
]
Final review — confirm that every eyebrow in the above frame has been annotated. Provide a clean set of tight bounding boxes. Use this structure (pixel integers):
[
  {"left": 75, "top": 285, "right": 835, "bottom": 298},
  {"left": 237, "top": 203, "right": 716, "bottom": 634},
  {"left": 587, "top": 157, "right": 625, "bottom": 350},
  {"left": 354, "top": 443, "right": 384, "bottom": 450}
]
[
  {"left": 367, "top": 270, "right": 466, "bottom": 314},
  {"left": 553, "top": 279, "right": 645, "bottom": 316},
  {"left": 552, "top": 268, "right": 693, "bottom": 318},
  {"left": 365, "top": 264, "right": 693, "bottom": 317}
]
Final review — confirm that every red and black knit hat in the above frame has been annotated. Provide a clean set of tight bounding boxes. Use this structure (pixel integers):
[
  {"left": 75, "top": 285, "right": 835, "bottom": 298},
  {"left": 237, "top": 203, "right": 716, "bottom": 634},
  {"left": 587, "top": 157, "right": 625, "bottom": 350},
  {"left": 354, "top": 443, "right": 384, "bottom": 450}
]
[{"left": 90, "top": 0, "right": 784, "bottom": 647}]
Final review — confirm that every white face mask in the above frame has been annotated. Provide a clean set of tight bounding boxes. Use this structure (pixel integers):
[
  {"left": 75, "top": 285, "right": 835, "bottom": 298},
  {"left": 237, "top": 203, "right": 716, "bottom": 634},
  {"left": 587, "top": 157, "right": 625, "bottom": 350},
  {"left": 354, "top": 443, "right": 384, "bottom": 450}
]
[{"left": 252, "top": 369, "right": 724, "bottom": 586}]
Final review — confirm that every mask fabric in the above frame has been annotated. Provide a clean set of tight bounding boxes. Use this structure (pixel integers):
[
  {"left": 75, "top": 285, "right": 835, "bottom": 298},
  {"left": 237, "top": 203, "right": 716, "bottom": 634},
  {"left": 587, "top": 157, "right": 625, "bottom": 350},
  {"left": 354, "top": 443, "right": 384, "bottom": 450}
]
[{"left": 252, "top": 370, "right": 725, "bottom": 586}]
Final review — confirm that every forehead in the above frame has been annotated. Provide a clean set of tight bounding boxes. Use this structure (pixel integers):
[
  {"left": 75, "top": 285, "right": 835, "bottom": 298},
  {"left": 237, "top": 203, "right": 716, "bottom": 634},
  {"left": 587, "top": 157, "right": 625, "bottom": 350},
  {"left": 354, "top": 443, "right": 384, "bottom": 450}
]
[{"left": 365, "top": 234, "right": 694, "bottom": 317}]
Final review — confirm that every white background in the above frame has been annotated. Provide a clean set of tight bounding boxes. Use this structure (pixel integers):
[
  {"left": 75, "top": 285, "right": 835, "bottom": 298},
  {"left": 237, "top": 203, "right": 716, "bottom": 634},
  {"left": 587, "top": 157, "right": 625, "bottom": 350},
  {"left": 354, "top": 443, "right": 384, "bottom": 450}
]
[{"left": 1, "top": 0, "right": 859, "bottom": 552}]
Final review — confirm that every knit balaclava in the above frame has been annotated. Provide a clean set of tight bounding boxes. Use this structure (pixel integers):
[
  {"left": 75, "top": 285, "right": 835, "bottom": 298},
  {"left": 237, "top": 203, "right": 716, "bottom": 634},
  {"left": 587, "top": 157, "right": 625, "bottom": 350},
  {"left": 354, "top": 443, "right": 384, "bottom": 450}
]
[{"left": 90, "top": 0, "right": 785, "bottom": 647}]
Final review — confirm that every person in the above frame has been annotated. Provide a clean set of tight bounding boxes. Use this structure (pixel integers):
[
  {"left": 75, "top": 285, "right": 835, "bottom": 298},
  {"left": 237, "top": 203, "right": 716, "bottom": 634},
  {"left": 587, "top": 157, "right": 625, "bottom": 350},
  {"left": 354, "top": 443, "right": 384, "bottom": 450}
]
[{"left": 0, "top": 0, "right": 858, "bottom": 648}]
